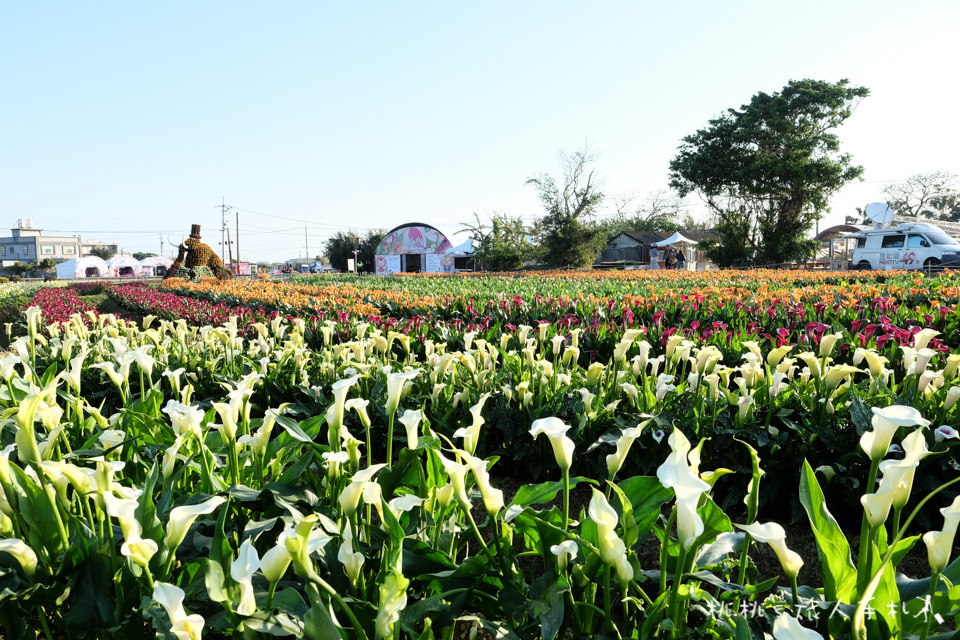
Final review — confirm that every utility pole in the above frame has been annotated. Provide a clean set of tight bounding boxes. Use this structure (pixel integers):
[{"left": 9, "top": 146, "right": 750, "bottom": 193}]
[
  {"left": 225, "top": 226, "right": 234, "bottom": 266},
  {"left": 305, "top": 226, "right": 309, "bottom": 265},
  {"left": 216, "top": 197, "right": 232, "bottom": 261},
  {"left": 235, "top": 210, "right": 240, "bottom": 273},
  {"left": 160, "top": 234, "right": 164, "bottom": 258}
]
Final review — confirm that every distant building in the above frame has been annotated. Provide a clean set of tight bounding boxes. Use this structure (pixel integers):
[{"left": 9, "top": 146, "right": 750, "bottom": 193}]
[
  {"left": 597, "top": 229, "right": 719, "bottom": 268},
  {"left": 0, "top": 219, "right": 119, "bottom": 266},
  {"left": 374, "top": 222, "right": 454, "bottom": 274}
]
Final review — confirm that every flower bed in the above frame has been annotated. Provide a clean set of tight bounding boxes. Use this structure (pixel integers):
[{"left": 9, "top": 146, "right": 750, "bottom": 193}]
[{"left": 0, "top": 292, "right": 957, "bottom": 638}]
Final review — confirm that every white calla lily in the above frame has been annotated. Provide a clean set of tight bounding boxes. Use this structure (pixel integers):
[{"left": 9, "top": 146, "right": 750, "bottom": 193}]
[
  {"left": 735, "top": 521, "right": 803, "bottom": 579},
  {"left": 657, "top": 429, "right": 710, "bottom": 549},
  {"left": 922, "top": 496, "right": 960, "bottom": 573},
  {"left": 860, "top": 405, "right": 929, "bottom": 462},
  {"left": 588, "top": 488, "right": 633, "bottom": 581},
  {"left": 0, "top": 538, "right": 38, "bottom": 578},
  {"left": 153, "top": 582, "right": 205, "bottom": 640},
  {"left": 339, "top": 464, "right": 387, "bottom": 516},
  {"left": 164, "top": 496, "right": 228, "bottom": 554},
  {"left": 772, "top": 613, "right": 824, "bottom": 640},
  {"left": 398, "top": 409, "right": 423, "bottom": 451},
  {"left": 230, "top": 539, "right": 261, "bottom": 615},
  {"left": 530, "top": 417, "right": 575, "bottom": 472}
]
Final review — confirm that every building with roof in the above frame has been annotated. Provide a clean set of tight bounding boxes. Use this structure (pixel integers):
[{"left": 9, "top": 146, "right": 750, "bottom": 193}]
[
  {"left": 597, "top": 229, "right": 719, "bottom": 268},
  {"left": 0, "top": 219, "right": 119, "bottom": 267}
]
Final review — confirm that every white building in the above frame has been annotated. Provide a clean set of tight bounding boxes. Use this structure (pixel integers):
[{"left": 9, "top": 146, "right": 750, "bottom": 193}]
[{"left": 0, "top": 219, "right": 118, "bottom": 266}]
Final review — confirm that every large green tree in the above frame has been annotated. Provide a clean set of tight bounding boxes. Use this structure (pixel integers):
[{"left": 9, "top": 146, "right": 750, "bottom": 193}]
[
  {"left": 527, "top": 145, "right": 607, "bottom": 268},
  {"left": 669, "top": 79, "right": 869, "bottom": 266},
  {"left": 460, "top": 213, "right": 531, "bottom": 271},
  {"left": 324, "top": 229, "right": 385, "bottom": 272}
]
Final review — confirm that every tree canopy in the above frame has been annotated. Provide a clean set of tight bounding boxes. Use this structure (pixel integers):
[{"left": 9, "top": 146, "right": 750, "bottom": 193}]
[
  {"left": 883, "top": 171, "right": 960, "bottom": 222},
  {"left": 669, "top": 79, "right": 869, "bottom": 266},
  {"left": 461, "top": 213, "right": 532, "bottom": 271},
  {"left": 595, "top": 190, "right": 709, "bottom": 242},
  {"left": 87, "top": 246, "right": 115, "bottom": 260},
  {"left": 527, "top": 145, "right": 608, "bottom": 268},
  {"left": 324, "top": 229, "right": 385, "bottom": 272}
]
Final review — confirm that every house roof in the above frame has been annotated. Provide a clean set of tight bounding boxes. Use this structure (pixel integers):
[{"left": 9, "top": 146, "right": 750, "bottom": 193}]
[
  {"left": 617, "top": 231, "right": 664, "bottom": 245},
  {"left": 676, "top": 229, "right": 719, "bottom": 243},
  {"left": 613, "top": 229, "right": 719, "bottom": 245}
]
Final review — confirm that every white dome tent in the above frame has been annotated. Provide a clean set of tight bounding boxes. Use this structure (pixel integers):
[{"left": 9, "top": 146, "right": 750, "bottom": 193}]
[
  {"left": 139, "top": 255, "right": 174, "bottom": 277},
  {"left": 55, "top": 256, "right": 109, "bottom": 279},
  {"left": 106, "top": 255, "right": 142, "bottom": 277}
]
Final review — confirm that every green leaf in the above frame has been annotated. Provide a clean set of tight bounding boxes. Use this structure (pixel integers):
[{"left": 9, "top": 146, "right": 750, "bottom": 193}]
[
  {"left": 608, "top": 482, "right": 638, "bottom": 549},
  {"left": 866, "top": 540, "right": 901, "bottom": 638},
  {"left": 136, "top": 462, "right": 165, "bottom": 550},
  {"left": 9, "top": 464, "right": 63, "bottom": 556},
  {"left": 507, "top": 476, "right": 594, "bottom": 510},
  {"left": 526, "top": 572, "right": 568, "bottom": 640},
  {"left": 691, "top": 498, "right": 733, "bottom": 551},
  {"left": 61, "top": 546, "right": 117, "bottom": 630},
  {"left": 205, "top": 499, "right": 237, "bottom": 606},
  {"left": 304, "top": 582, "right": 343, "bottom": 639},
  {"left": 889, "top": 534, "right": 920, "bottom": 568},
  {"left": 849, "top": 396, "right": 873, "bottom": 436},
  {"left": 273, "top": 414, "right": 314, "bottom": 443},
  {"left": 736, "top": 438, "right": 763, "bottom": 523},
  {"left": 378, "top": 448, "right": 420, "bottom": 497},
  {"left": 616, "top": 476, "right": 675, "bottom": 537},
  {"left": 402, "top": 538, "right": 457, "bottom": 576},
  {"left": 399, "top": 590, "right": 469, "bottom": 636},
  {"left": 799, "top": 459, "right": 857, "bottom": 602}
]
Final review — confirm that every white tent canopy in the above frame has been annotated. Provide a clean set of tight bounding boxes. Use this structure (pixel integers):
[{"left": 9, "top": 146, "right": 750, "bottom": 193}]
[
  {"left": 445, "top": 238, "right": 475, "bottom": 256},
  {"left": 139, "top": 255, "right": 173, "bottom": 276},
  {"left": 652, "top": 232, "right": 698, "bottom": 247},
  {"left": 106, "top": 255, "right": 142, "bottom": 277},
  {"left": 55, "top": 256, "right": 109, "bottom": 279}
]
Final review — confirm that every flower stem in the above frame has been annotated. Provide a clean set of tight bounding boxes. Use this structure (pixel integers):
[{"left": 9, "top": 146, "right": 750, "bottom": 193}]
[
  {"left": 918, "top": 572, "right": 939, "bottom": 640},
  {"left": 603, "top": 565, "right": 614, "bottom": 634},
  {"left": 386, "top": 411, "right": 395, "bottom": 466},
  {"left": 668, "top": 546, "right": 688, "bottom": 639},
  {"left": 856, "top": 457, "right": 880, "bottom": 596},
  {"left": 310, "top": 574, "right": 369, "bottom": 640}
]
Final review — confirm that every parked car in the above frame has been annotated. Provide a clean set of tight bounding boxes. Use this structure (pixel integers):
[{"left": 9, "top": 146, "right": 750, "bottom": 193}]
[{"left": 849, "top": 223, "right": 960, "bottom": 270}]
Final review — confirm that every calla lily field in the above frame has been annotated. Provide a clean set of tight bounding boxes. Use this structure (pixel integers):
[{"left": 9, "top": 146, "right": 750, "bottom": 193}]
[{"left": 0, "top": 269, "right": 957, "bottom": 639}]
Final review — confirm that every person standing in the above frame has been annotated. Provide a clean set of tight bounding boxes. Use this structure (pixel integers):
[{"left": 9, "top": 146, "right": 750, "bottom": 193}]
[
  {"left": 649, "top": 244, "right": 660, "bottom": 270},
  {"left": 665, "top": 246, "right": 677, "bottom": 270},
  {"left": 676, "top": 247, "right": 686, "bottom": 270}
]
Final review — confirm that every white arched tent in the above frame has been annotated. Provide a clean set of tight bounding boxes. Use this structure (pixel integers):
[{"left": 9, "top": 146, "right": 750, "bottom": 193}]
[
  {"left": 139, "top": 255, "right": 173, "bottom": 276},
  {"left": 55, "top": 256, "right": 109, "bottom": 279},
  {"left": 106, "top": 255, "right": 142, "bottom": 277}
]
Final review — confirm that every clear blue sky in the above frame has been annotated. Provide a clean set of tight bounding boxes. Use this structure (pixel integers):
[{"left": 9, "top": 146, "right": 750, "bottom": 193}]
[{"left": 2, "top": 2, "right": 957, "bottom": 263}]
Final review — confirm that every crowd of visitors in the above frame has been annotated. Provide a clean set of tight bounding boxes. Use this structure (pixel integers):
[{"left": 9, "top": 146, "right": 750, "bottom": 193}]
[{"left": 650, "top": 245, "right": 685, "bottom": 270}]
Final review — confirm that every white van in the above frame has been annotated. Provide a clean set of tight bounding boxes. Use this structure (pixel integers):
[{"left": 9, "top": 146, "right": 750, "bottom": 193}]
[{"left": 849, "top": 223, "right": 960, "bottom": 270}]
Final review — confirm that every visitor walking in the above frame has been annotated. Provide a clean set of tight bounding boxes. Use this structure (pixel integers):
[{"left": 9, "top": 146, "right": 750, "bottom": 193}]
[
  {"left": 676, "top": 247, "right": 686, "bottom": 270},
  {"left": 649, "top": 245, "right": 660, "bottom": 270}
]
